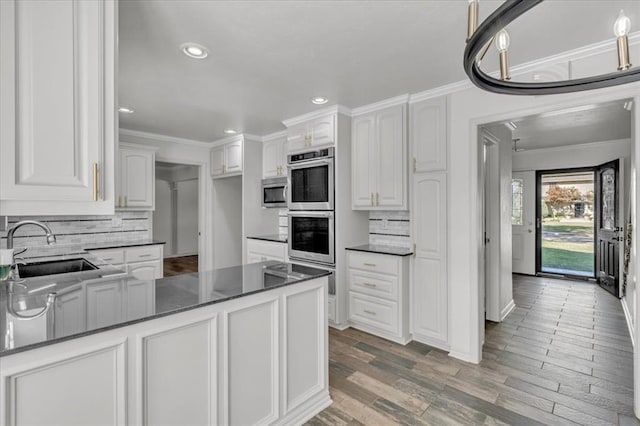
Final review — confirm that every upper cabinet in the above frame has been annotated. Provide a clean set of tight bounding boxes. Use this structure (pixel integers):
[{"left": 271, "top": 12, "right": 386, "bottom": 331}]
[
  {"left": 118, "top": 144, "right": 155, "bottom": 210},
  {"left": 211, "top": 139, "right": 243, "bottom": 178},
  {"left": 0, "top": 0, "right": 116, "bottom": 216},
  {"left": 286, "top": 114, "right": 335, "bottom": 153},
  {"left": 352, "top": 104, "right": 407, "bottom": 210},
  {"left": 410, "top": 96, "right": 447, "bottom": 173},
  {"left": 262, "top": 135, "right": 287, "bottom": 178}
]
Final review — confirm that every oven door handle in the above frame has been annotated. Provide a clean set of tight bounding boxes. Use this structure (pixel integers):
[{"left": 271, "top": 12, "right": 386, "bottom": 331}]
[
  {"left": 287, "top": 211, "right": 333, "bottom": 217},
  {"left": 287, "top": 159, "right": 333, "bottom": 169},
  {"left": 283, "top": 185, "right": 288, "bottom": 201}
]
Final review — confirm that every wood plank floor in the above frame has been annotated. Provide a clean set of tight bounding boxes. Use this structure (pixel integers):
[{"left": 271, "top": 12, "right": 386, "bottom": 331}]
[
  {"left": 163, "top": 255, "right": 198, "bottom": 277},
  {"left": 308, "top": 274, "right": 638, "bottom": 425}
]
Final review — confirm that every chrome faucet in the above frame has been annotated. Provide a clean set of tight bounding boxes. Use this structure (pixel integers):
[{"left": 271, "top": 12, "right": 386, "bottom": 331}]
[{"left": 6, "top": 220, "right": 57, "bottom": 250}]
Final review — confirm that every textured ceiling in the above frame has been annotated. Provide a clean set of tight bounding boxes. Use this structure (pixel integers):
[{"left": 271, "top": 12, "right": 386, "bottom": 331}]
[{"left": 118, "top": 0, "right": 639, "bottom": 142}]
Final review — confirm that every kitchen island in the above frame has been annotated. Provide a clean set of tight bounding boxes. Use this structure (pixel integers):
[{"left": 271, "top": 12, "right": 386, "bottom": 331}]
[{"left": 0, "top": 261, "right": 331, "bottom": 426}]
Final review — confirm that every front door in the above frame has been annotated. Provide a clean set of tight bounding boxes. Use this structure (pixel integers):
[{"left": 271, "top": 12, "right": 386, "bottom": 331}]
[
  {"left": 512, "top": 171, "right": 536, "bottom": 275},
  {"left": 595, "top": 159, "right": 620, "bottom": 297}
]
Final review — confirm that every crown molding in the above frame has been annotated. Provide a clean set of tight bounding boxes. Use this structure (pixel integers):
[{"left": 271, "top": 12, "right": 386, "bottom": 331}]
[
  {"left": 409, "top": 80, "right": 471, "bottom": 104},
  {"left": 119, "top": 128, "right": 211, "bottom": 148},
  {"left": 351, "top": 94, "right": 410, "bottom": 116},
  {"left": 513, "top": 138, "right": 631, "bottom": 154},
  {"left": 282, "top": 104, "right": 352, "bottom": 127},
  {"left": 120, "top": 141, "right": 160, "bottom": 151},
  {"left": 480, "top": 128, "right": 501, "bottom": 146},
  {"left": 261, "top": 130, "right": 288, "bottom": 142}
]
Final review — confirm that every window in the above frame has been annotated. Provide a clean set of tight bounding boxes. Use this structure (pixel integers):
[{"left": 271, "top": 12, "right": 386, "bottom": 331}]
[{"left": 512, "top": 178, "right": 523, "bottom": 225}]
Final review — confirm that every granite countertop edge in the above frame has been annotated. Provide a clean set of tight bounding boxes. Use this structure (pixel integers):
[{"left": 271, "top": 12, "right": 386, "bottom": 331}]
[
  {"left": 82, "top": 239, "right": 166, "bottom": 251},
  {"left": 0, "top": 265, "right": 330, "bottom": 358},
  {"left": 247, "top": 234, "right": 288, "bottom": 243},
  {"left": 346, "top": 244, "right": 414, "bottom": 257}
]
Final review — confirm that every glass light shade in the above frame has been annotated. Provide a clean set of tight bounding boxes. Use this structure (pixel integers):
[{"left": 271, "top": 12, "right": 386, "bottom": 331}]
[
  {"left": 614, "top": 10, "right": 631, "bottom": 37},
  {"left": 495, "top": 29, "right": 510, "bottom": 52}
]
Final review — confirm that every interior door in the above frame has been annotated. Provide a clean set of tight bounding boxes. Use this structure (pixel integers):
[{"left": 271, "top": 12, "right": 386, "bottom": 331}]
[
  {"left": 595, "top": 159, "right": 620, "bottom": 297},
  {"left": 512, "top": 171, "right": 536, "bottom": 275}
]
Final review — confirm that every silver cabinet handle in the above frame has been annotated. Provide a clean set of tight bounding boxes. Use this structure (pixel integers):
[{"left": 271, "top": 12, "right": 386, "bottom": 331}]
[
  {"left": 363, "top": 310, "right": 377, "bottom": 316},
  {"left": 363, "top": 283, "right": 377, "bottom": 288},
  {"left": 138, "top": 254, "right": 153, "bottom": 258},
  {"left": 371, "top": 193, "right": 374, "bottom": 206},
  {"left": 376, "top": 192, "right": 379, "bottom": 206},
  {"left": 363, "top": 263, "right": 376, "bottom": 267}
]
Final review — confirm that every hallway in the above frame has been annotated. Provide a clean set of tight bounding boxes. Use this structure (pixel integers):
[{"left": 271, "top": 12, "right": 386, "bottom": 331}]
[{"left": 309, "top": 275, "right": 637, "bottom": 425}]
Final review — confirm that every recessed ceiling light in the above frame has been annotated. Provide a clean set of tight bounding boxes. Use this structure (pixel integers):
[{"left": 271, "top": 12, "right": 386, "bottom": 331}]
[
  {"left": 180, "top": 43, "right": 209, "bottom": 59},
  {"left": 118, "top": 107, "right": 134, "bottom": 114},
  {"left": 223, "top": 129, "right": 237, "bottom": 135},
  {"left": 311, "top": 96, "right": 328, "bottom": 105}
]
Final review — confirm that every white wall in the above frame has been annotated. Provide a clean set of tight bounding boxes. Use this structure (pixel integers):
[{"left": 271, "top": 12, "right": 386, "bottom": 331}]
[
  {"left": 212, "top": 175, "right": 242, "bottom": 268},
  {"left": 176, "top": 179, "right": 199, "bottom": 255},
  {"left": 154, "top": 180, "right": 173, "bottom": 255}
]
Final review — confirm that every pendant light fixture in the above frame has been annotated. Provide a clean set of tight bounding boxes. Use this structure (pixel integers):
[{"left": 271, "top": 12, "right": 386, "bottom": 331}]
[{"left": 463, "top": 0, "right": 640, "bottom": 95}]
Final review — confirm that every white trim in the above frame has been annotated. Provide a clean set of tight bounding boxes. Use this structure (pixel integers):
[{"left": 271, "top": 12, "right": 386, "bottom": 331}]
[
  {"left": 480, "top": 128, "right": 500, "bottom": 146},
  {"left": 500, "top": 299, "right": 516, "bottom": 322},
  {"left": 328, "top": 322, "right": 349, "bottom": 331},
  {"left": 622, "top": 298, "right": 636, "bottom": 348},
  {"left": 282, "top": 104, "right": 351, "bottom": 127},
  {"left": 512, "top": 137, "right": 632, "bottom": 154},
  {"left": 410, "top": 80, "right": 471, "bottom": 104},
  {"left": 208, "top": 134, "right": 244, "bottom": 147},
  {"left": 351, "top": 94, "right": 410, "bottom": 116},
  {"left": 120, "top": 128, "right": 211, "bottom": 147},
  {"left": 261, "top": 130, "right": 288, "bottom": 142},
  {"left": 120, "top": 141, "right": 159, "bottom": 152}
]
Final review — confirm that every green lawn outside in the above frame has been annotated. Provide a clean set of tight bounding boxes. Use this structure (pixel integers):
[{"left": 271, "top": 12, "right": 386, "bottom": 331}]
[{"left": 541, "top": 220, "right": 594, "bottom": 274}]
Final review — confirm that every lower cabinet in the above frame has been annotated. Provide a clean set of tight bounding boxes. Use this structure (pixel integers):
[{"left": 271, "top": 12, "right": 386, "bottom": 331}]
[
  {"left": 246, "top": 238, "right": 287, "bottom": 263},
  {"left": 347, "top": 250, "right": 410, "bottom": 344},
  {"left": 1, "top": 277, "right": 330, "bottom": 425},
  {"left": 88, "top": 244, "right": 164, "bottom": 280}
]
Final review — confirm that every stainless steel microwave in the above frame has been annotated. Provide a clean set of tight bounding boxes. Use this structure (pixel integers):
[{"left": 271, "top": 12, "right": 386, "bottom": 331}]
[{"left": 262, "top": 177, "right": 287, "bottom": 208}]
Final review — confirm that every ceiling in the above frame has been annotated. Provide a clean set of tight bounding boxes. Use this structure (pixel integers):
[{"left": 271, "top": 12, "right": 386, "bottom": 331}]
[
  {"left": 487, "top": 99, "right": 633, "bottom": 150},
  {"left": 118, "top": 0, "right": 639, "bottom": 142}
]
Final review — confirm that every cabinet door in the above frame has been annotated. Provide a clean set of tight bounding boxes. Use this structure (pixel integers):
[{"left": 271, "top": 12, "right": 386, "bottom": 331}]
[
  {"left": 125, "top": 278, "right": 155, "bottom": 320},
  {"left": 86, "top": 280, "right": 122, "bottom": 329},
  {"left": 210, "top": 146, "right": 225, "bottom": 176},
  {"left": 287, "top": 124, "right": 308, "bottom": 152},
  {"left": 120, "top": 147, "right": 154, "bottom": 209},
  {"left": 411, "top": 96, "right": 447, "bottom": 173},
  {"left": 0, "top": 0, "right": 115, "bottom": 215},
  {"left": 411, "top": 172, "right": 448, "bottom": 346},
  {"left": 263, "top": 139, "right": 283, "bottom": 178},
  {"left": 376, "top": 105, "right": 406, "bottom": 209},
  {"left": 128, "top": 260, "right": 163, "bottom": 280},
  {"left": 310, "top": 115, "right": 335, "bottom": 148},
  {"left": 54, "top": 286, "right": 86, "bottom": 338},
  {"left": 225, "top": 140, "right": 243, "bottom": 174},
  {"left": 351, "top": 114, "right": 376, "bottom": 209}
]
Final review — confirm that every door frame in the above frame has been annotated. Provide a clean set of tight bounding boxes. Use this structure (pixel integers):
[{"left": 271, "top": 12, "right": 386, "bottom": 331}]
[{"left": 535, "top": 166, "right": 597, "bottom": 279}]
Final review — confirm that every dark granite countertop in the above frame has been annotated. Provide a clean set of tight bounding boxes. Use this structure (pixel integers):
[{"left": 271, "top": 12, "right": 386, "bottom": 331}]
[
  {"left": 83, "top": 239, "right": 165, "bottom": 251},
  {"left": 247, "top": 234, "right": 288, "bottom": 243},
  {"left": 346, "top": 244, "right": 414, "bottom": 257},
  {"left": 0, "top": 261, "right": 329, "bottom": 357}
]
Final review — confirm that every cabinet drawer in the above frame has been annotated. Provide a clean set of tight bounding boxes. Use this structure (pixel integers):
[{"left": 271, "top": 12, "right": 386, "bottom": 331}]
[
  {"left": 348, "top": 292, "right": 398, "bottom": 334},
  {"left": 349, "top": 269, "right": 398, "bottom": 301},
  {"left": 126, "top": 245, "right": 162, "bottom": 263},
  {"left": 91, "top": 249, "right": 125, "bottom": 265},
  {"left": 348, "top": 251, "right": 399, "bottom": 276},
  {"left": 246, "top": 239, "right": 286, "bottom": 259},
  {"left": 327, "top": 295, "right": 336, "bottom": 323}
]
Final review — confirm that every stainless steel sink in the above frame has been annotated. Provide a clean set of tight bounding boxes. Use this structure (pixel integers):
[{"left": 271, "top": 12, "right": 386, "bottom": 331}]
[{"left": 18, "top": 258, "right": 99, "bottom": 278}]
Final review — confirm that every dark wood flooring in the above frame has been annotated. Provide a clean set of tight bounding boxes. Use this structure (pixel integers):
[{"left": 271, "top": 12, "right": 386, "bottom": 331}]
[
  {"left": 163, "top": 255, "right": 198, "bottom": 277},
  {"left": 308, "top": 274, "right": 638, "bottom": 425}
]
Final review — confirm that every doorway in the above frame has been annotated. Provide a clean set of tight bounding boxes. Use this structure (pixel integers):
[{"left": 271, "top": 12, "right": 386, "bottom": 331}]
[
  {"left": 536, "top": 168, "right": 596, "bottom": 278},
  {"left": 154, "top": 161, "right": 200, "bottom": 277}
]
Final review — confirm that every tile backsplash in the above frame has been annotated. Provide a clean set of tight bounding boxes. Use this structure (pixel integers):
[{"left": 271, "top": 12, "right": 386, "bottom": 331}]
[
  {"left": 369, "top": 211, "right": 411, "bottom": 249},
  {"left": 0, "top": 211, "right": 151, "bottom": 258}
]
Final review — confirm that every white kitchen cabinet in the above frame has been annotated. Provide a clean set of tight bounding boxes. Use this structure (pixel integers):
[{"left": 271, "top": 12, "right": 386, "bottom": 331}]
[
  {"left": 246, "top": 238, "right": 287, "bottom": 263},
  {"left": 211, "top": 139, "right": 243, "bottom": 178},
  {"left": 263, "top": 136, "right": 287, "bottom": 178},
  {"left": 286, "top": 114, "right": 335, "bottom": 153},
  {"left": 54, "top": 285, "right": 86, "bottom": 338},
  {"left": 411, "top": 172, "right": 448, "bottom": 349},
  {"left": 125, "top": 278, "right": 155, "bottom": 321},
  {"left": 88, "top": 244, "right": 164, "bottom": 280},
  {"left": 347, "top": 250, "right": 410, "bottom": 344},
  {"left": 410, "top": 96, "right": 447, "bottom": 173},
  {"left": 118, "top": 144, "right": 156, "bottom": 210},
  {"left": 0, "top": 0, "right": 116, "bottom": 216},
  {"left": 351, "top": 104, "right": 407, "bottom": 210}
]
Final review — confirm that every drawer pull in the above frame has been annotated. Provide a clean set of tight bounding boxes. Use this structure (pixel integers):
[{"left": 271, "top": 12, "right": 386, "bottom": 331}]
[
  {"left": 102, "top": 257, "right": 113, "bottom": 261},
  {"left": 363, "top": 310, "right": 377, "bottom": 316},
  {"left": 363, "top": 263, "right": 377, "bottom": 267},
  {"left": 363, "top": 283, "right": 377, "bottom": 288},
  {"left": 138, "top": 254, "right": 153, "bottom": 258}
]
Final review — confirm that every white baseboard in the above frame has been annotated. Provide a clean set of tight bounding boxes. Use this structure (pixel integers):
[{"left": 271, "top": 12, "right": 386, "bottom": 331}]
[
  {"left": 500, "top": 300, "right": 516, "bottom": 322},
  {"left": 275, "top": 391, "right": 331, "bottom": 426},
  {"left": 621, "top": 297, "right": 636, "bottom": 348},
  {"left": 412, "top": 333, "right": 450, "bottom": 352},
  {"left": 329, "top": 322, "right": 349, "bottom": 331}
]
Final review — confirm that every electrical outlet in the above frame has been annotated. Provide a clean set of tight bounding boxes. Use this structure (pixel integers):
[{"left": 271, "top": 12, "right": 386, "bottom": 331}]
[{"left": 111, "top": 215, "right": 123, "bottom": 227}]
